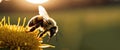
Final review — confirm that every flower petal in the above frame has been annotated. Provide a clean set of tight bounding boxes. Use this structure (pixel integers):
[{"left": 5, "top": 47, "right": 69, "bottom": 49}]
[{"left": 39, "top": 44, "right": 55, "bottom": 48}]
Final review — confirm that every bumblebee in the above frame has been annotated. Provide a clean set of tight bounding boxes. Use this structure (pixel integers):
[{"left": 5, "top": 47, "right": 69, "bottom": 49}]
[{"left": 27, "top": 15, "right": 58, "bottom": 40}]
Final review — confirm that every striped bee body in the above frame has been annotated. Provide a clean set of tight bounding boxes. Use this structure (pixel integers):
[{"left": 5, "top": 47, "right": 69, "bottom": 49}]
[
  {"left": 27, "top": 15, "right": 44, "bottom": 32},
  {"left": 27, "top": 15, "right": 58, "bottom": 40}
]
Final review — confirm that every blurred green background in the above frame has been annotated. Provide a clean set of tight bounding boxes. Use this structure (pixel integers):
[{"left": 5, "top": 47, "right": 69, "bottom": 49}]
[{"left": 0, "top": 0, "right": 120, "bottom": 50}]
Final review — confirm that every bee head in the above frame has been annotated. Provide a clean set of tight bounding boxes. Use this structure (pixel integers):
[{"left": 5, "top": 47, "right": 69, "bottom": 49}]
[{"left": 27, "top": 15, "right": 44, "bottom": 27}]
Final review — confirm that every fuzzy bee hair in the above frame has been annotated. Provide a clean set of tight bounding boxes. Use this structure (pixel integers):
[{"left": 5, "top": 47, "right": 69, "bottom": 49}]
[{"left": 27, "top": 15, "right": 58, "bottom": 40}]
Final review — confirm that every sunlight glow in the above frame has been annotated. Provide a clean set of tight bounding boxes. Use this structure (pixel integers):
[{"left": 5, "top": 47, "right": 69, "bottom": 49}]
[
  {"left": 26, "top": 0, "right": 48, "bottom": 4},
  {"left": 0, "top": 0, "right": 2, "bottom": 3}
]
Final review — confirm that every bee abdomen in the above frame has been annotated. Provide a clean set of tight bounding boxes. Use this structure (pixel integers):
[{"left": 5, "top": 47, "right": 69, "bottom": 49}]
[{"left": 49, "top": 26, "right": 58, "bottom": 38}]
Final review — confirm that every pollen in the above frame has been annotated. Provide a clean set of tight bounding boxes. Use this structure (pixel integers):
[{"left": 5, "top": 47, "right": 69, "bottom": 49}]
[{"left": 0, "top": 16, "right": 55, "bottom": 50}]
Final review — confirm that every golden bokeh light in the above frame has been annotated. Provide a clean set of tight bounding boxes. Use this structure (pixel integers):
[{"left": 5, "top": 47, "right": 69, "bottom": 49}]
[{"left": 26, "top": 0, "right": 48, "bottom": 4}]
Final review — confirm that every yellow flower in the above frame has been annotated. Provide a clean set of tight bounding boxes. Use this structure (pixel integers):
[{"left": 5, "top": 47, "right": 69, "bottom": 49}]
[{"left": 0, "top": 16, "right": 55, "bottom": 50}]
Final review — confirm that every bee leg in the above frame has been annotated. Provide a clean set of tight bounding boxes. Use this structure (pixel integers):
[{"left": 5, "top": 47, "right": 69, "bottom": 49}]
[
  {"left": 38, "top": 30, "right": 48, "bottom": 38},
  {"left": 47, "top": 37, "right": 51, "bottom": 42},
  {"left": 37, "top": 30, "right": 43, "bottom": 37},
  {"left": 29, "top": 27, "right": 36, "bottom": 32},
  {"left": 29, "top": 22, "right": 41, "bottom": 32}
]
